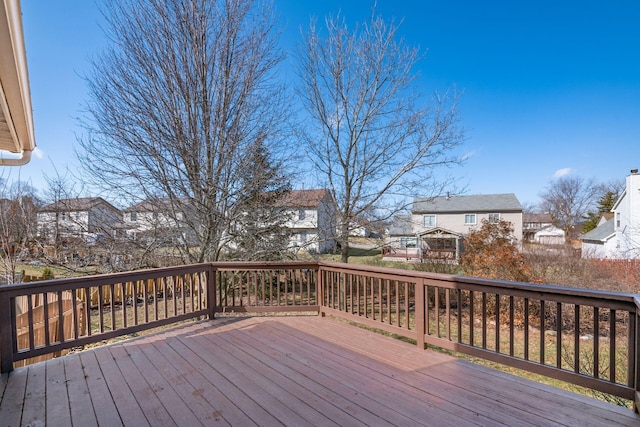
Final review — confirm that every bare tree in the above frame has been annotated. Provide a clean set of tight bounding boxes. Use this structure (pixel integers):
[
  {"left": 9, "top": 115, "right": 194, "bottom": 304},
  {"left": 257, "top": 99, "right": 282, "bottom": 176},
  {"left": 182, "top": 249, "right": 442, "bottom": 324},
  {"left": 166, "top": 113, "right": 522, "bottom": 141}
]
[
  {"left": 77, "top": 0, "right": 292, "bottom": 263},
  {"left": 296, "top": 10, "right": 464, "bottom": 262},
  {"left": 0, "top": 180, "right": 39, "bottom": 283},
  {"left": 539, "top": 176, "right": 600, "bottom": 243},
  {"left": 37, "top": 171, "right": 124, "bottom": 273}
]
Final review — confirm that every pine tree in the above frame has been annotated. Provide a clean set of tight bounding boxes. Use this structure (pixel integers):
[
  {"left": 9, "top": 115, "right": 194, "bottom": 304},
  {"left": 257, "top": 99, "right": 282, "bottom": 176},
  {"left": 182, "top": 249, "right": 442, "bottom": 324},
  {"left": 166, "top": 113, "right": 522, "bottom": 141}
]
[
  {"left": 228, "top": 140, "right": 292, "bottom": 261},
  {"left": 582, "top": 191, "right": 619, "bottom": 233}
]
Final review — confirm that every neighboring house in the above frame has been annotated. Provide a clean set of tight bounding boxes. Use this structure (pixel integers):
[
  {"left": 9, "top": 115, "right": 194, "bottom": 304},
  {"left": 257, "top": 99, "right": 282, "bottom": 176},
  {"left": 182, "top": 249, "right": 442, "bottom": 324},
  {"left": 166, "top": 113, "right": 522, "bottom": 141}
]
[
  {"left": 523, "top": 213, "right": 553, "bottom": 241},
  {"left": 581, "top": 216, "right": 616, "bottom": 259},
  {"left": 384, "top": 193, "right": 523, "bottom": 262},
  {"left": 582, "top": 170, "right": 640, "bottom": 259},
  {"left": 37, "top": 197, "right": 122, "bottom": 243},
  {"left": 277, "top": 189, "right": 337, "bottom": 254},
  {"left": 531, "top": 226, "right": 565, "bottom": 246},
  {"left": 348, "top": 218, "right": 380, "bottom": 238},
  {"left": 523, "top": 213, "right": 565, "bottom": 245},
  {"left": 121, "top": 199, "right": 191, "bottom": 244},
  {"left": 383, "top": 215, "right": 418, "bottom": 260}
]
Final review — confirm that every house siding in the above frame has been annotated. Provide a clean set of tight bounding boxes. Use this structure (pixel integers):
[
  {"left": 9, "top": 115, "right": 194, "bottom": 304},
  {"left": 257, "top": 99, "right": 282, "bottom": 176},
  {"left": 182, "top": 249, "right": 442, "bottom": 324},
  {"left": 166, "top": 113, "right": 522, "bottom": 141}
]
[
  {"left": 412, "top": 211, "right": 523, "bottom": 240},
  {"left": 613, "top": 172, "right": 640, "bottom": 258},
  {"left": 37, "top": 198, "right": 121, "bottom": 242},
  {"left": 582, "top": 171, "right": 640, "bottom": 259},
  {"left": 280, "top": 190, "right": 337, "bottom": 254},
  {"left": 582, "top": 239, "right": 617, "bottom": 259},
  {"left": 384, "top": 194, "right": 523, "bottom": 262}
]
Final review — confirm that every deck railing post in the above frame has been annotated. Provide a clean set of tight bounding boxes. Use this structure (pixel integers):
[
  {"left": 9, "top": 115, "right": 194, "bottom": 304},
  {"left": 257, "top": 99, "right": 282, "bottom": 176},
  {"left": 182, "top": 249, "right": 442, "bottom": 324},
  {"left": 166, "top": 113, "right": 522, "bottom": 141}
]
[
  {"left": 634, "top": 299, "right": 640, "bottom": 413},
  {"left": 0, "top": 291, "right": 14, "bottom": 373},
  {"left": 317, "top": 264, "right": 325, "bottom": 317},
  {"left": 416, "top": 280, "right": 425, "bottom": 350},
  {"left": 207, "top": 264, "right": 216, "bottom": 320}
]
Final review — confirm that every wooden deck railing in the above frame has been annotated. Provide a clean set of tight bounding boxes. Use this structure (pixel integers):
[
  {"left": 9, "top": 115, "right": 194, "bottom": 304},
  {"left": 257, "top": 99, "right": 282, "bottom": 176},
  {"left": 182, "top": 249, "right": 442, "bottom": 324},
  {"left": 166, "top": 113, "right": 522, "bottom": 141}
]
[
  {"left": 0, "top": 264, "right": 213, "bottom": 373},
  {"left": 1, "top": 260, "right": 638, "bottom": 410},
  {"left": 317, "top": 261, "right": 640, "bottom": 411}
]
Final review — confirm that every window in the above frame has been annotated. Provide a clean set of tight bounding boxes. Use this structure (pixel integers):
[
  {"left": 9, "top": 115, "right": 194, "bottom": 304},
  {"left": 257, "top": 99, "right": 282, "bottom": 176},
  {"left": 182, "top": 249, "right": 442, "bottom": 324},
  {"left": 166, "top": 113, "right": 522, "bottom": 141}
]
[
  {"left": 298, "top": 209, "right": 306, "bottom": 220},
  {"left": 616, "top": 212, "right": 621, "bottom": 228},
  {"left": 488, "top": 213, "right": 501, "bottom": 223},
  {"left": 423, "top": 215, "right": 436, "bottom": 227},
  {"left": 400, "top": 237, "right": 417, "bottom": 248},
  {"left": 464, "top": 214, "right": 476, "bottom": 225},
  {"left": 130, "top": 212, "right": 137, "bottom": 222}
]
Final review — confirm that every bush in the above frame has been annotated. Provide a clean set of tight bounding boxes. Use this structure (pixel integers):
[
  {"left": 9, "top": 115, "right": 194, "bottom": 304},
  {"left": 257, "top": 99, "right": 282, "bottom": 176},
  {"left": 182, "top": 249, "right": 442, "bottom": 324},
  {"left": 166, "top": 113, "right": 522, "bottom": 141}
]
[
  {"left": 461, "top": 219, "right": 535, "bottom": 282},
  {"left": 41, "top": 268, "right": 55, "bottom": 280}
]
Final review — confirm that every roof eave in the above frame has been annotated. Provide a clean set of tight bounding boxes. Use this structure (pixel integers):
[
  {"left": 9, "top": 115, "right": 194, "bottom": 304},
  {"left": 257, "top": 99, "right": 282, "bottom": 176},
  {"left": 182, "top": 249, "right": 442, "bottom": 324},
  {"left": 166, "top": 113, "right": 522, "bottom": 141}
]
[{"left": 0, "top": 0, "right": 36, "bottom": 162}]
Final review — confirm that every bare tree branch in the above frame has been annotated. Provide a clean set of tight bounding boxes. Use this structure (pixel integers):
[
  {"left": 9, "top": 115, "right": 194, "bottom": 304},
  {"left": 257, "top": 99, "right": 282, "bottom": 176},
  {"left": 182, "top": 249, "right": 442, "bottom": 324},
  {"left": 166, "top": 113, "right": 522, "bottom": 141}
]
[
  {"left": 539, "top": 176, "right": 600, "bottom": 243},
  {"left": 77, "top": 0, "right": 292, "bottom": 263},
  {"left": 296, "top": 10, "right": 464, "bottom": 262}
]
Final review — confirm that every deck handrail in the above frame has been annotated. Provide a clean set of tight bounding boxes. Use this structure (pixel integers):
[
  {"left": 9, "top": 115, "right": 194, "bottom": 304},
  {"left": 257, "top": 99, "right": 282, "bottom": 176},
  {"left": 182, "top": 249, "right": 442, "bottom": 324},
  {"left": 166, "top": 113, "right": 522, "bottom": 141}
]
[
  {"left": 0, "top": 261, "right": 319, "bottom": 373},
  {"left": 1, "top": 260, "right": 638, "bottom": 411},
  {"left": 316, "top": 261, "right": 640, "bottom": 410}
]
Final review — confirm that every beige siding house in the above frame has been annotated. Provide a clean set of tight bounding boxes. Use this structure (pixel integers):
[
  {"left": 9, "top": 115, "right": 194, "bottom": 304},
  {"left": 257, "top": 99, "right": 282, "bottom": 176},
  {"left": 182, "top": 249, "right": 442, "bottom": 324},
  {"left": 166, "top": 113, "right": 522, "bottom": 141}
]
[{"left": 384, "top": 193, "right": 523, "bottom": 262}]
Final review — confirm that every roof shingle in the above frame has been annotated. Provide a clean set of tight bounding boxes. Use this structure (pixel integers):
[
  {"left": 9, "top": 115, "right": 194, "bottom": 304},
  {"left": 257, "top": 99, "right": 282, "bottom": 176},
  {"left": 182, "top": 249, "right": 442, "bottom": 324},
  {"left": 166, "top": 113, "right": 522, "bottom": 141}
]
[{"left": 413, "top": 193, "right": 522, "bottom": 214}]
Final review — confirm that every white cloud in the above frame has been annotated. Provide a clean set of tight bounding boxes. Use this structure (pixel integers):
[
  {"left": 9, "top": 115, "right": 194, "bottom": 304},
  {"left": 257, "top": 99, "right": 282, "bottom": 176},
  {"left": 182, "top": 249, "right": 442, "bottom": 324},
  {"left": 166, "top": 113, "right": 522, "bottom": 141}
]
[
  {"left": 553, "top": 168, "right": 572, "bottom": 178},
  {"left": 32, "top": 147, "right": 44, "bottom": 159},
  {"left": 461, "top": 150, "right": 477, "bottom": 161}
]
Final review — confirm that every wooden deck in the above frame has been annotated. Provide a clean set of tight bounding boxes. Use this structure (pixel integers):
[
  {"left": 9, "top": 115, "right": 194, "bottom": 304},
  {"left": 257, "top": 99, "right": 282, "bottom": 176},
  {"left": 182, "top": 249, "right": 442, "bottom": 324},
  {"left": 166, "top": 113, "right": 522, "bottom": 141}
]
[{"left": 1, "top": 316, "right": 638, "bottom": 426}]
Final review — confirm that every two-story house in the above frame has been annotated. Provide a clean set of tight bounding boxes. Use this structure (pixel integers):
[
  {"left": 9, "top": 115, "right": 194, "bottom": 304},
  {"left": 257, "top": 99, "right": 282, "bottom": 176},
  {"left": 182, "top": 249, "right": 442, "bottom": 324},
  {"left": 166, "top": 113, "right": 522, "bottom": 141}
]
[
  {"left": 523, "top": 213, "right": 565, "bottom": 245},
  {"left": 37, "top": 197, "right": 122, "bottom": 243},
  {"left": 276, "top": 189, "right": 337, "bottom": 254},
  {"left": 121, "top": 199, "right": 192, "bottom": 244},
  {"left": 384, "top": 193, "right": 523, "bottom": 262},
  {"left": 582, "top": 170, "right": 640, "bottom": 259}
]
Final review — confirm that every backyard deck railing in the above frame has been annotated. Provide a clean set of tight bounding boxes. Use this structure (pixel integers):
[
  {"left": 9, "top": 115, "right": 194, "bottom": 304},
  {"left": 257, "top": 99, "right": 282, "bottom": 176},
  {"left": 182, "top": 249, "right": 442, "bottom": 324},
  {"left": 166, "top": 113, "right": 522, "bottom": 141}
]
[{"left": 1, "top": 261, "right": 639, "bottom": 411}]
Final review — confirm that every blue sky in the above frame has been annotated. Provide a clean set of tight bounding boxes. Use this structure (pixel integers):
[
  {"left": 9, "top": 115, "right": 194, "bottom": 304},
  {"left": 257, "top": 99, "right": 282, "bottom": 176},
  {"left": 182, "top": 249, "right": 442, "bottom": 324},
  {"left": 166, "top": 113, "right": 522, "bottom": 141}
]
[{"left": 6, "top": 0, "right": 640, "bottom": 206}]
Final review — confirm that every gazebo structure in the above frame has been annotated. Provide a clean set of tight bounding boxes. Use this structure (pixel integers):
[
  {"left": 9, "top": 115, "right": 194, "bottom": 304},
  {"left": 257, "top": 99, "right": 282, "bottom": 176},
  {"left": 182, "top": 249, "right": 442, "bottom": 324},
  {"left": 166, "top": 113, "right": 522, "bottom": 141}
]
[{"left": 418, "top": 227, "right": 462, "bottom": 262}]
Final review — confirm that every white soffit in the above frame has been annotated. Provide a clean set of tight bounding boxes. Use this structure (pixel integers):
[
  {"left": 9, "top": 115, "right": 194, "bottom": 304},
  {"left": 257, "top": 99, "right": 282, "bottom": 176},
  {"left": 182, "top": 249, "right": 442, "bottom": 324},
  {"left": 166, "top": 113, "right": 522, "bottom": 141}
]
[{"left": 0, "top": 0, "right": 35, "bottom": 165}]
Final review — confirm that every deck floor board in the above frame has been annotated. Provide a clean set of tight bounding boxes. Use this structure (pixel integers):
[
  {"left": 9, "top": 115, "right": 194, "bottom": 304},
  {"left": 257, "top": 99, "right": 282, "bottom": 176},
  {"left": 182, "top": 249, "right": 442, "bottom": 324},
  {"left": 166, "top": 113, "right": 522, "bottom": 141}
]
[
  {"left": 1, "top": 315, "right": 639, "bottom": 426},
  {"left": 251, "top": 319, "right": 485, "bottom": 425}
]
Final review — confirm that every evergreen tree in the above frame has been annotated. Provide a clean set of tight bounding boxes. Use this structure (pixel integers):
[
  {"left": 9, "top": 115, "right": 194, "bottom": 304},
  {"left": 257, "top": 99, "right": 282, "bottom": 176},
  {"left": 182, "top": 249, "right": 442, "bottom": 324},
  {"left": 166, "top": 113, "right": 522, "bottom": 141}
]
[
  {"left": 582, "top": 191, "right": 619, "bottom": 233},
  {"left": 227, "top": 140, "right": 292, "bottom": 261}
]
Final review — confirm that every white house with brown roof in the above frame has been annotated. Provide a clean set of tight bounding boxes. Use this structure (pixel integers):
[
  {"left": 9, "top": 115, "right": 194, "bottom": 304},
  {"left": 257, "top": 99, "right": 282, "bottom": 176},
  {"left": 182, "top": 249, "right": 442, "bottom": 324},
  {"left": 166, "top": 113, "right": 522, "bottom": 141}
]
[
  {"left": 37, "top": 197, "right": 122, "bottom": 243},
  {"left": 582, "top": 170, "right": 640, "bottom": 259},
  {"left": 384, "top": 193, "right": 523, "bottom": 262},
  {"left": 277, "top": 189, "right": 337, "bottom": 253}
]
